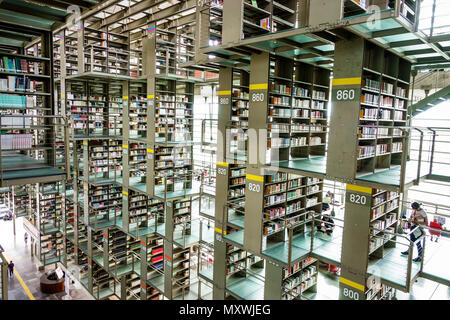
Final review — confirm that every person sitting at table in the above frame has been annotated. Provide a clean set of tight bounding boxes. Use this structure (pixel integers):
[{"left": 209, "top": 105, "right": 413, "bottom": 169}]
[{"left": 316, "top": 213, "right": 335, "bottom": 236}]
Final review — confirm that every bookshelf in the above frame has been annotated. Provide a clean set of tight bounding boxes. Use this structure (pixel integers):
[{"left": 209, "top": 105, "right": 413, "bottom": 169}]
[
  {"left": 222, "top": 0, "right": 298, "bottom": 42},
  {"left": 357, "top": 42, "right": 410, "bottom": 176},
  {"left": 153, "top": 77, "right": 195, "bottom": 192},
  {"left": 340, "top": 183, "right": 400, "bottom": 300},
  {"left": 0, "top": 40, "right": 65, "bottom": 185},
  {"left": 144, "top": 234, "right": 165, "bottom": 300},
  {"left": 282, "top": 257, "right": 318, "bottom": 300},
  {"left": 365, "top": 274, "right": 397, "bottom": 300},
  {"left": 172, "top": 246, "right": 191, "bottom": 298},
  {"left": 208, "top": 0, "right": 224, "bottom": 45},
  {"left": 260, "top": 173, "right": 322, "bottom": 248},
  {"left": 265, "top": 256, "right": 318, "bottom": 300},
  {"left": 37, "top": 182, "right": 64, "bottom": 265},
  {"left": 368, "top": 188, "right": 400, "bottom": 257},
  {"left": 81, "top": 26, "right": 133, "bottom": 77},
  {"left": 242, "top": 52, "right": 326, "bottom": 256},
  {"left": 129, "top": 83, "right": 148, "bottom": 141},
  {"left": 328, "top": 38, "right": 410, "bottom": 180}
]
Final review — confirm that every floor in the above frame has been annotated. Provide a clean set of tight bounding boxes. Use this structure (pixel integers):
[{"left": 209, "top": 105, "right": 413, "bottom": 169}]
[{"left": 0, "top": 214, "right": 93, "bottom": 300}]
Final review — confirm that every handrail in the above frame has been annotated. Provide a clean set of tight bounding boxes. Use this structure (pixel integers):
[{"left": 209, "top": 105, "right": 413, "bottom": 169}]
[{"left": 413, "top": 128, "right": 424, "bottom": 185}]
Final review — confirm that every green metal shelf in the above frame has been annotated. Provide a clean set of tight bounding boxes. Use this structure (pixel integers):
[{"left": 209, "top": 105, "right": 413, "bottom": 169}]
[
  {"left": 367, "top": 246, "right": 421, "bottom": 289},
  {"left": 262, "top": 233, "right": 310, "bottom": 266},
  {"left": 198, "top": 267, "right": 214, "bottom": 283}
]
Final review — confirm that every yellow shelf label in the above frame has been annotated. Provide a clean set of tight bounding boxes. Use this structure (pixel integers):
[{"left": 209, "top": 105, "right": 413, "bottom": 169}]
[
  {"left": 339, "top": 277, "right": 365, "bottom": 292},
  {"left": 246, "top": 174, "right": 264, "bottom": 182},
  {"left": 332, "top": 77, "right": 362, "bottom": 86},
  {"left": 218, "top": 90, "right": 231, "bottom": 96},
  {"left": 250, "top": 83, "right": 268, "bottom": 90},
  {"left": 216, "top": 162, "right": 229, "bottom": 167},
  {"left": 147, "top": 95, "right": 155, "bottom": 99},
  {"left": 214, "top": 227, "right": 227, "bottom": 235},
  {"left": 346, "top": 184, "right": 372, "bottom": 194}
]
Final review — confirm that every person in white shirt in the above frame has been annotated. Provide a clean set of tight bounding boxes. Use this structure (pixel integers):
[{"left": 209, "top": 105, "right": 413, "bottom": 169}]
[{"left": 401, "top": 202, "right": 428, "bottom": 262}]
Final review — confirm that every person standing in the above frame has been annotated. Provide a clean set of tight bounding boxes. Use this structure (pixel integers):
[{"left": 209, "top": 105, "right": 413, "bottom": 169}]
[
  {"left": 7, "top": 260, "right": 14, "bottom": 278},
  {"left": 24, "top": 232, "right": 28, "bottom": 245},
  {"left": 401, "top": 202, "right": 428, "bottom": 262},
  {"left": 429, "top": 217, "right": 443, "bottom": 242}
]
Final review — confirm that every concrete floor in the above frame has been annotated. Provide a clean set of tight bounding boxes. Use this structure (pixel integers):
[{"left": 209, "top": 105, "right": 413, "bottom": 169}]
[{"left": 0, "top": 215, "right": 93, "bottom": 300}]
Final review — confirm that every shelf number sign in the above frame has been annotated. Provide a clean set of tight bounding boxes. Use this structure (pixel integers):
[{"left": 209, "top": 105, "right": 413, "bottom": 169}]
[
  {"left": 198, "top": 0, "right": 211, "bottom": 6},
  {"left": 335, "top": 89, "right": 356, "bottom": 101},
  {"left": 346, "top": 192, "right": 370, "bottom": 207},
  {"left": 251, "top": 92, "right": 265, "bottom": 102},
  {"left": 217, "top": 167, "right": 227, "bottom": 176},
  {"left": 248, "top": 182, "right": 261, "bottom": 193},
  {"left": 342, "top": 287, "right": 360, "bottom": 300},
  {"left": 219, "top": 97, "right": 229, "bottom": 105}
]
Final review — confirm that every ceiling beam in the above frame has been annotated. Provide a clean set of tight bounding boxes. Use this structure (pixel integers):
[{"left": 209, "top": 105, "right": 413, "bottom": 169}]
[
  {"left": 89, "top": 0, "right": 166, "bottom": 29},
  {"left": 316, "top": 59, "right": 333, "bottom": 65},
  {"left": 0, "top": 21, "right": 45, "bottom": 36},
  {"left": 276, "top": 38, "right": 328, "bottom": 58},
  {"left": 52, "top": 0, "right": 123, "bottom": 34},
  {"left": 413, "top": 63, "right": 450, "bottom": 70},
  {"left": 328, "top": 28, "right": 354, "bottom": 40},
  {"left": 50, "top": 0, "right": 92, "bottom": 9},
  {"left": 159, "top": 12, "right": 196, "bottom": 29},
  {"left": 403, "top": 48, "right": 436, "bottom": 56},
  {"left": 428, "top": 34, "right": 450, "bottom": 43},
  {"left": 311, "top": 31, "right": 339, "bottom": 43},
  {"left": 274, "top": 40, "right": 327, "bottom": 54},
  {"left": 416, "top": 56, "right": 449, "bottom": 64},
  {"left": 371, "top": 27, "right": 407, "bottom": 39},
  {"left": 0, "top": 31, "right": 33, "bottom": 42},
  {"left": 0, "top": 1, "right": 66, "bottom": 22},
  {"left": 389, "top": 39, "right": 423, "bottom": 48},
  {"left": 110, "top": 0, "right": 195, "bottom": 34},
  {"left": 23, "top": 0, "right": 69, "bottom": 11}
]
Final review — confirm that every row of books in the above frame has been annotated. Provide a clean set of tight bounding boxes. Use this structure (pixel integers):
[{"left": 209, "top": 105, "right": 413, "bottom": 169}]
[
  {"left": 265, "top": 182, "right": 287, "bottom": 195},
  {"left": 357, "top": 145, "right": 375, "bottom": 158},
  {"left": 305, "top": 197, "right": 318, "bottom": 207},
  {"left": 0, "top": 76, "right": 38, "bottom": 92},
  {"left": 270, "top": 83, "right": 291, "bottom": 95},
  {"left": 0, "top": 56, "right": 33, "bottom": 74},
  {"left": 266, "top": 172, "right": 288, "bottom": 183},
  {"left": 287, "top": 189, "right": 303, "bottom": 200},
  {"left": 264, "top": 206, "right": 285, "bottom": 221},
  {"left": 233, "top": 89, "right": 249, "bottom": 99},
  {"left": 0, "top": 134, "right": 33, "bottom": 150},
  {"left": 0, "top": 94, "right": 35, "bottom": 109},
  {"left": 264, "top": 193, "right": 286, "bottom": 207},
  {"left": 312, "top": 90, "right": 326, "bottom": 100},
  {"left": 270, "top": 96, "right": 290, "bottom": 106},
  {"left": 293, "top": 87, "right": 310, "bottom": 98}
]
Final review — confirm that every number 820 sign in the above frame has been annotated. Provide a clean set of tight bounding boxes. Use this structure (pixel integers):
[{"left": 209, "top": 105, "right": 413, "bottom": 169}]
[{"left": 345, "top": 192, "right": 370, "bottom": 207}]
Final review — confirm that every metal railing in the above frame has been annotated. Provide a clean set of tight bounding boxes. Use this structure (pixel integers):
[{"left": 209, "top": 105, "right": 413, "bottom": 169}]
[{"left": 0, "top": 251, "right": 8, "bottom": 300}]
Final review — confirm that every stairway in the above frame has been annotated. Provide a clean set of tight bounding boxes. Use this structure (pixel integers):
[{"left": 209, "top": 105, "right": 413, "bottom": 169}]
[{"left": 411, "top": 85, "right": 450, "bottom": 116}]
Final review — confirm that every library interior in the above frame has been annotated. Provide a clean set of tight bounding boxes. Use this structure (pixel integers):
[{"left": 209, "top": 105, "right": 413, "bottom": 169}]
[{"left": 0, "top": 0, "right": 449, "bottom": 302}]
